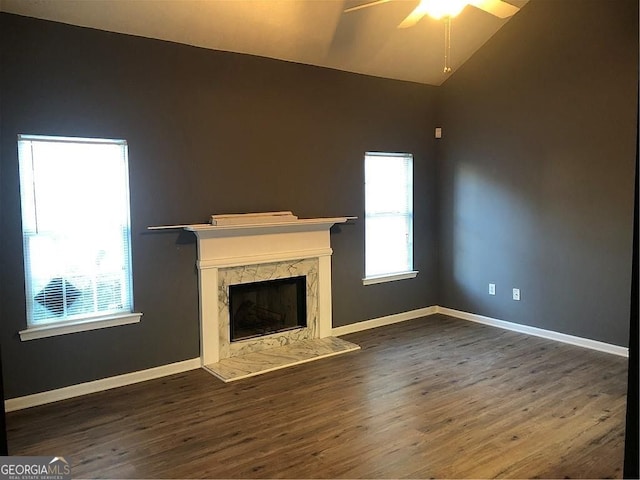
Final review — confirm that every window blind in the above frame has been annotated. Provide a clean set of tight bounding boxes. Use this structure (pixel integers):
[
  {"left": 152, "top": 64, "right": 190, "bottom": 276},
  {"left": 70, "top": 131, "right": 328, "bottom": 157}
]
[
  {"left": 18, "top": 135, "right": 134, "bottom": 326},
  {"left": 364, "top": 152, "right": 414, "bottom": 278}
]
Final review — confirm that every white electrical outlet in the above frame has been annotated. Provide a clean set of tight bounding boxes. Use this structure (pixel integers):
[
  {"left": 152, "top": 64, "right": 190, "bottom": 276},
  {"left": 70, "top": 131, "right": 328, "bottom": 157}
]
[
  {"left": 512, "top": 288, "right": 521, "bottom": 301},
  {"left": 489, "top": 283, "right": 496, "bottom": 295}
]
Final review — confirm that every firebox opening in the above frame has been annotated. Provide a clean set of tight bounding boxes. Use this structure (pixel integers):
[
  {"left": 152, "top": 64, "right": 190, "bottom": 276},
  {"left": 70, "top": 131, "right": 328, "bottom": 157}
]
[{"left": 229, "top": 276, "right": 307, "bottom": 342}]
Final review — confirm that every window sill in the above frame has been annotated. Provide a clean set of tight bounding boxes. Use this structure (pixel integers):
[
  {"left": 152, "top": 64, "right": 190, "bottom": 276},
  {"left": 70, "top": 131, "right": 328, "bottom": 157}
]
[
  {"left": 362, "top": 271, "right": 419, "bottom": 286},
  {"left": 19, "top": 312, "right": 143, "bottom": 341}
]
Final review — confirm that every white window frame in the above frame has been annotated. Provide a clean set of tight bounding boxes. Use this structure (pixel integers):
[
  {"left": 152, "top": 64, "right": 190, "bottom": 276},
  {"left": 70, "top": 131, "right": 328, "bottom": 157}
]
[
  {"left": 17, "top": 134, "right": 142, "bottom": 341},
  {"left": 363, "top": 151, "right": 418, "bottom": 285}
]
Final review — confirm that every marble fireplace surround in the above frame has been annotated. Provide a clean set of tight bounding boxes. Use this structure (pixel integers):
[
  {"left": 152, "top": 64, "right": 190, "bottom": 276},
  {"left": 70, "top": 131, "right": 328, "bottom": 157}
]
[
  {"left": 185, "top": 212, "right": 355, "bottom": 377},
  {"left": 218, "top": 258, "right": 319, "bottom": 359}
]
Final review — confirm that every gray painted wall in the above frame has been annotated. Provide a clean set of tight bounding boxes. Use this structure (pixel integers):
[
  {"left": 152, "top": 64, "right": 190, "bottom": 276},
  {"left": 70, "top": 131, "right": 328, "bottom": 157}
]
[
  {"left": 437, "top": 0, "right": 638, "bottom": 347},
  {"left": 0, "top": 14, "right": 439, "bottom": 398}
]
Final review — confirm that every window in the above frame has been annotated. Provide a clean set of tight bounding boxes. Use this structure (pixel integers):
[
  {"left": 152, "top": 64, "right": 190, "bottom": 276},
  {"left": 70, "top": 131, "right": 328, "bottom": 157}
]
[
  {"left": 17, "top": 135, "right": 141, "bottom": 340},
  {"left": 363, "top": 152, "right": 418, "bottom": 285}
]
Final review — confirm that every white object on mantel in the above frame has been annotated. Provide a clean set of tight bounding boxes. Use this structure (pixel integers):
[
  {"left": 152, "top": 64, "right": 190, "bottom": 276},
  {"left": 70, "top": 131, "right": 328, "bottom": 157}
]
[{"left": 210, "top": 211, "right": 297, "bottom": 225}]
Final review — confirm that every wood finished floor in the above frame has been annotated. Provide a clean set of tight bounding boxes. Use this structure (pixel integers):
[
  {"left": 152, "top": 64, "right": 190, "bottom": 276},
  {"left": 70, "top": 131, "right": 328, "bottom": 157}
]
[{"left": 6, "top": 315, "right": 628, "bottom": 479}]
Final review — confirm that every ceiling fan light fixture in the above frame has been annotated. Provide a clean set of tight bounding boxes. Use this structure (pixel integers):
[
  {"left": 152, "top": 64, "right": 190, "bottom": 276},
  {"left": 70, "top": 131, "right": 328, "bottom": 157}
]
[{"left": 420, "top": 0, "right": 468, "bottom": 20}]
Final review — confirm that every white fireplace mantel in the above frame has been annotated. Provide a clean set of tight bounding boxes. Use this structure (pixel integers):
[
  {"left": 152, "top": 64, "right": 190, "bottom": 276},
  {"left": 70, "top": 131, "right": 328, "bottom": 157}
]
[
  {"left": 183, "top": 213, "right": 355, "bottom": 368},
  {"left": 185, "top": 216, "right": 354, "bottom": 268},
  {"left": 185, "top": 216, "right": 354, "bottom": 236}
]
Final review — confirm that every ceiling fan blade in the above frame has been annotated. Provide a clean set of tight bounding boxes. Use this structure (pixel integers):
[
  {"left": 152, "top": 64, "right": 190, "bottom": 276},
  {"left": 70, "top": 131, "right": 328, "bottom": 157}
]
[
  {"left": 343, "top": 0, "right": 392, "bottom": 14},
  {"left": 397, "top": 4, "right": 427, "bottom": 28},
  {"left": 468, "top": 0, "right": 520, "bottom": 18}
]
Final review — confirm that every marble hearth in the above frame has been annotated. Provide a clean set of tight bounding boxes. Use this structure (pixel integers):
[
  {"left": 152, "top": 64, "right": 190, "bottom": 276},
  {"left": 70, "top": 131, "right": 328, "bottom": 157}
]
[{"left": 185, "top": 212, "right": 359, "bottom": 381}]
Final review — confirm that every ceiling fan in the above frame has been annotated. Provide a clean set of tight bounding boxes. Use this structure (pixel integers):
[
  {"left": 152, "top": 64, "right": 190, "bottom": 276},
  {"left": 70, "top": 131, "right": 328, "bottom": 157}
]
[
  {"left": 344, "top": 0, "right": 521, "bottom": 73},
  {"left": 344, "top": 0, "right": 520, "bottom": 27}
]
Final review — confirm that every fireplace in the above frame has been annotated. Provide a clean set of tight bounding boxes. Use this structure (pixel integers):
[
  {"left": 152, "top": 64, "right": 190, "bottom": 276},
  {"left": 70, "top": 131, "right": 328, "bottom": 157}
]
[
  {"left": 229, "top": 276, "right": 307, "bottom": 342},
  {"left": 183, "top": 212, "right": 359, "bottom": 381},
  {"left": 218, "top": 258, "right": 318, "bottom": 359}
]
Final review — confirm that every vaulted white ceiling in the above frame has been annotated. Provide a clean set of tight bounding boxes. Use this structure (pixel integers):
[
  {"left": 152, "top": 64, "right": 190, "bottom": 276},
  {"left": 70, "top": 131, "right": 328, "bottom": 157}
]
[{"left": 0, "top": 0, "right": 528, "bottom": 85}]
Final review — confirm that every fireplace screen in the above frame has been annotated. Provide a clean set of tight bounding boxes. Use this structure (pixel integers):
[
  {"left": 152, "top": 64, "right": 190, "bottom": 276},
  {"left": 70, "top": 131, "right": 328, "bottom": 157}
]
[{"left": 229, "top": 276, "right": 307, "bottom": 342}]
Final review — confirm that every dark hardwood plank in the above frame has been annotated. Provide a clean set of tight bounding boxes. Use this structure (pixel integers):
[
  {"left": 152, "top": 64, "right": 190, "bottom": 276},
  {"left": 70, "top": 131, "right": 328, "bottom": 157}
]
[{"left": 6, "top": 315, "right": 628, "bottom": 478}]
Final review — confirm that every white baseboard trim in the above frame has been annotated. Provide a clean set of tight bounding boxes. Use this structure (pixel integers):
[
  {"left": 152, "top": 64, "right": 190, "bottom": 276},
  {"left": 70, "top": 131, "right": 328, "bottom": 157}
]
[
  {"left": 332, "top": 305, "right": 628, "bottom": 358},
  {"left": 4, "top": 358, "right": 201, "bottom": 412},
  {"left": 331, "top": 306, "right": 437, "bottom": 337},
  {"left": 436, "top": 306, "right": 629, "bottom": 358},
  {"left": 5, "top": 305, "right": 627, "bottom": 412}
]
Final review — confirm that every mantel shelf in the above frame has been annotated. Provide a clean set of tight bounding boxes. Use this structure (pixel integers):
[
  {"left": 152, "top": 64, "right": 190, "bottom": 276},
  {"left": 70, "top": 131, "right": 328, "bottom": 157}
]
[
  {"left": 148, "top": 216, "right": 356, "bottom": 237},
  {"left": 182, "top": 216, "right": 356, "bottom": 238}
]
